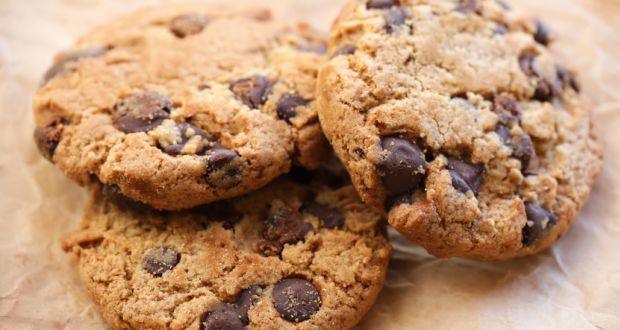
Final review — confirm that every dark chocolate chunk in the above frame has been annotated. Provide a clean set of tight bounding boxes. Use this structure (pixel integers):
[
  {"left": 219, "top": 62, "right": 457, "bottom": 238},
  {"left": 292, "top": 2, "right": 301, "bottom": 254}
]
[
  {"left": 170, "top": 14, "right": 209, "bottom": 38},
  {"left": 143, "top": 246, "right": 180, "bottom": 277},
  {"left": 456, "top": 0, "right": 480, "bottom": 14},
  {"left": 522, "top": 202, "right": 558, "bottom": 245},
  {"left": 113, "top": 91, "right": 171, "bottom": 133},
  {"left": 161, "top": 123, "right": 212, "bottom": 156},
  {"left": 277, "top": 94, "right": 309, "bottom": 123},
  {"left": 367, "top": 0, "right": 396, "bottom": 10},
  {"left": 205, "top": 147, "right": 243, "bottom": 189},
  {"left": 556, "top": 65, "right": 580, "bottom": 93},
  {"left": 385, "top": 194, "right": 413, "bottom": 210},
  {"left": 534, "top": 20, "right": 554, "bottom": 46},
  {"left": 302, "top": 202, "right": 345, "bottom": 229},
  {"left": 495, "top": 126, "right": 512, "bottom": 144},
  {"left": 385, "top": 7, "right": 409, "bottom": 33},
  {"left": 230, "top": 76, "right": 272, "bottom": 109},
  {"left": 534, "top": 79, "right": 554, "bottom": 102},
  {"left": 237, "top": 286, "right": 263, "bottom": 325},
  {"left": 260, "top": 205, "right": 312, "bottom": 256},
  {"left": 377, "top": 137, "right": 428, "bottom": 197},
  {"left": 447, "top": 157, "right": 484, "bottom": 195},
  {"left": 200, "top": 303, "right": 244, "bottom": 330},
  {"left": 493, "top": 93, "right": 521, "bottom": 126},
  {"left": 272, "top": 278, "right": 321, "bottom": 323},
  {"left": 512, "top": 133, "right": 535, "bottom": 170},
  {"left": 331, "top": 45, "right": 357, "bottom": 58},
  {"left": 42, "top": 47, "right": 108, "bottom": 85},
  {"left": 34, "top": 117, "right": 66, "bottom": 162},
  {"left": 518, "top": 51, "right": 537, "bottom": 77}
]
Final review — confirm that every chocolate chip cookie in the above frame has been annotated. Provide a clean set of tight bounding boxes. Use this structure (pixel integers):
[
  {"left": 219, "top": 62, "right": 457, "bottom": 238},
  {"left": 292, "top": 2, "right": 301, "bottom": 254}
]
[
  {"left": 62, "top": 174, "right": 391, "bottom": 329},
  {"left": 33, "top": 4, "right": 330, "bottom": 210},
  {"left": 317, "top": 0, "right": 603, "bottom": 260}
]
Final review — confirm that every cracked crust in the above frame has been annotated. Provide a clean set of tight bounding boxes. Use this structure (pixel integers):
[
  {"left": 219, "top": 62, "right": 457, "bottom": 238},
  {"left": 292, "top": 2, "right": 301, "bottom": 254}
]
[
  {"left": 62, "top": 177, "right": 391, "bottom": 329},
  {"left": 33, "top": 4, "right": 331, "bottom": 210},
  {"left": 317, "top": 0, "right": 603, "bottom": 260}
]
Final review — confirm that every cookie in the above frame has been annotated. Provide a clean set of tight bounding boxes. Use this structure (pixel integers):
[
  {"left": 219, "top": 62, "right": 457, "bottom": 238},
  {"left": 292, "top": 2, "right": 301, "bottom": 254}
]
[
  {"left": 317, "top": 0, "right": 602, "bottom": 260},
  {"left": 62, "top": 173, "right": 391, "bottom": 329},
  {"left": 33, "top": 4, "right": 331, "bottom": 210}
]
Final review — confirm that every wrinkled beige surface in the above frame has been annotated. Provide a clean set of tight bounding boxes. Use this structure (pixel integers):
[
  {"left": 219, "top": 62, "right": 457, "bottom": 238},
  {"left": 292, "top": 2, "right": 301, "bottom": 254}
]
[{"left": 0, "top": 0, "right": 618, "bottom": 329}]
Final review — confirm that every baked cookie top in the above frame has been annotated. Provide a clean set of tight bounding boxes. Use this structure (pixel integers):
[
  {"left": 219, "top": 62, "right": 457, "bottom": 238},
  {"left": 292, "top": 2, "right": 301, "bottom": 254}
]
[
  {"left": 33, "top": 4, "right": 330, "bottom": 210},
  {"left": 317, "top": 0, "right": 602, "bottom": 260},
  {"left": 62, "top": 172, "right": 391, "bottom": 329}
]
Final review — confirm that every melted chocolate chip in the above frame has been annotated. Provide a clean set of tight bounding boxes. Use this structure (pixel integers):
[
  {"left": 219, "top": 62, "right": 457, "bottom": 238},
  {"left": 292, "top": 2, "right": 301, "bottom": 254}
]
[
  {"left": 143, "top": 246, "right": 180, "bottom": 276},
  {"left": 205, "top": 147, "right": 243, "bottom": 189},
  {"left": 331, "top": 45, "right": 357, "bottom": 58},
  {"left": 272, "top": 278, "right": 321, "bottom": 323},
  {"left": 200, "top": 303, "right": 243, "bottom": 330},
  {"left": 447, "top": 157, "right": 484, "bottom": 195},
  {"left": 34, "top": 117, "right": 66, "bottom": 162},
  {"left": 113, "top": 91, "right": 171, "bottom": 133},
  {"left": 367, "top": 0, "right": 396, "bottom": 10},
  {"left": 161, "top": 123, "right": 212, "bottom": 156},
  {"left": 277, "top": 94, "right": 309, "bottom": 123},
  {"left": 534, "top": 79, "right": 554, "bottom": 102},
  {"left": 230, "top": 76, "right": 272, "bottom": 109},
  {"left": 260, "top": 205, "right": 312, "bottom": 256},
  {"left": 518, "top": 51, "right": 537, "bottom": 77},
  {"left": 42, "top": 47, "right": 108, "bottom": 85},
  {"left": 534, "top": 20, "right": 554, "bottom": 46},
  {"left": 302, "top": 202, "right": 345, "bottom": 229},
  {"left": 522, "top": 202, "right": 558, "bottom": 245},
  {"left": 456, "top": 0, "right": 480, "bottom": 14},
  {"left": 385, "top": 7, "right": 409, "bottom": 33},
  {"left": 377, "top": 137, "right": 428, "bottom": 197},
  {"left": 237, "top": 286, "right": 263, "bottom": 325},
  {"left": 170, "top": 14, "right": 210, "bottom": 38},
  {"left": 557, "top": 65, "right": 580, "bottom": 93}
]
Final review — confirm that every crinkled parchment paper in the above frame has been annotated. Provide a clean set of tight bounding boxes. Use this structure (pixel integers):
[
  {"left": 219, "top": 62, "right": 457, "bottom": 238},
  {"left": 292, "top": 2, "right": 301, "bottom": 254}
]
[{"left": 0, "top": 0, "right": 619, "bottom": 329}]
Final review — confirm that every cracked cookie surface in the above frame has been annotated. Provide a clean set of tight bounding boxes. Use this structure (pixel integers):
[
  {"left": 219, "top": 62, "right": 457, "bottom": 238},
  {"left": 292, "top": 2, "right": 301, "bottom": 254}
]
[
  {"left": 317, "top": 0, "right": 602, "bottom": 260},
  {"left": 62, "top": 172, "right": 391, "bottom": 329},
  {"left": 33, "top": 4, "right": 330, "bottom": 210}
]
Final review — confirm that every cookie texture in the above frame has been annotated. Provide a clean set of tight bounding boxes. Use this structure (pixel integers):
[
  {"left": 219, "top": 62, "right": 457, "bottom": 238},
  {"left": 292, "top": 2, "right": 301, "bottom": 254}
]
[
  {"left": 317, "top": 0, "right": 603, "bottom": 260},
  {"left": 62, "top": 174, "right": 391, "bottom": 329},
  {"left": 33, "top": 4, "right": 330, "bottom": 210}
]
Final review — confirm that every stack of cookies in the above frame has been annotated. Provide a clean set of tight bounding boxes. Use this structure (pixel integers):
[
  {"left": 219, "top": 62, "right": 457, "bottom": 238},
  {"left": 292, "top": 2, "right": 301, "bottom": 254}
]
[{"left": 33, "top": 1, "right": 602, "bottom": 329}]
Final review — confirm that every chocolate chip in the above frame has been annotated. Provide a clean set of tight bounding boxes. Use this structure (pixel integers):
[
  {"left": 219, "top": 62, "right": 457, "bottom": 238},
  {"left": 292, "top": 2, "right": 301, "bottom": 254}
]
[
  {"left": 367, "top": 0, "right": 396, "bottom": 10},
  {"left": 385, "top": 194, "right": 413, "bottom": 210},
  {"left": 557, "top": 65, "right": 580, "bottom": 93},
  {"left": 513, "top": 133, "right": 535, "bottom": 170},
  {"left": 522, "top": 202, "right": 558, "bottom": 245},
  {"left": 170, "top": 14, "right": 209, "bottom": 38},
  {"left": 230, "top": 76, "right": 272, "bottom": 109},
  {"left": 518, "top": 52, "right": 537, "bottom": 77},
  {"left": 493, "top": 93, "right": 521, "bottom": 126},
  {"left": 143, "top": 246, "right": 180, "bottom": 277},
  {"left": 161, "top": 123, "right": 212, "bottom": 156},
  {"left": 377, "top": 137, "right": 428, "bottom": 197},
  {"left": 260, "top": 205, "right": 313, "bottom": 256},
  {"left": 237, "top": 286, "right": 263, "bottom": 325},
  {"left": 272, "top": 278, "right": 321, "bottom": 323},
  {"left": 456, "top": 0, "right": 480, "bottom": 14},
  {"left": 42, "top": 47, "right": 108, "bottom": 85},
  {"left": 277, "top": 94, "right": 309, "bottom": 123},
  {"left": 196, "top": 201, "right": 242, "bottom": 229},
  {"left": 385, "top": 8, "right": 408, "bottom": 33},
  {"left": 496, "top": 24, "right": 509, "bottom": 35},
  {"left": 447, "top": 157, "right": 484, "bottom": 195},
  {"left": 534, "top": 79, "right": 554, "bottom": 102},
  {"left": 302, "top": 202, "right": 345, "bottom": 229},
  {"left": 205, "top": 147, "right": 243, "bottom": 189},
  {"left": 496, "top": 0, "right": 511, "bottom": 10},
  {"left": 200, "top": 303, "right": 243, "bottom": 330},
  {"left": 113, "top": 92, "right": 171, "bottom": 133},
  {"left": 331, "top": 45, "right": 357, "bottom": 58},
  {"left": 34, "top": 117, "right": 65, "bottom": 162},
  {"left": 495, "top": 126, "right": 512, "bottom": 144},
  {"left": 534, "top": 20, "right": 554, "bottom": 46}
]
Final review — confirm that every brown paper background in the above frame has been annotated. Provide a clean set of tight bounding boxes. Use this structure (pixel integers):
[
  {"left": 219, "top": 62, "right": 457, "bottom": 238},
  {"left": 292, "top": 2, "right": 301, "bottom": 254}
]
[{"left": 1, "top": 0, "right": 619, "bottom": 329}]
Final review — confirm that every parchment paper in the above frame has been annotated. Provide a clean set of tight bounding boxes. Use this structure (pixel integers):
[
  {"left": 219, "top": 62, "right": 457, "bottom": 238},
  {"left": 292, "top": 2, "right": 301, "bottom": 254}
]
[{"left": 1, "top": 0, "right": 619, "bottom": 329}]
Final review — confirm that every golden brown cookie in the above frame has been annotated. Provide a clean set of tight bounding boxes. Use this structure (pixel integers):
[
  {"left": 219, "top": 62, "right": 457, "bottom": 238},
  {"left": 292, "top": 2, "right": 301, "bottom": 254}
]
[
  {"left": 33, "top": 4, "right": 330, "bottom": 210},
  {"left": 317, "top": 0, "right": 602, "bottom": 260}
]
